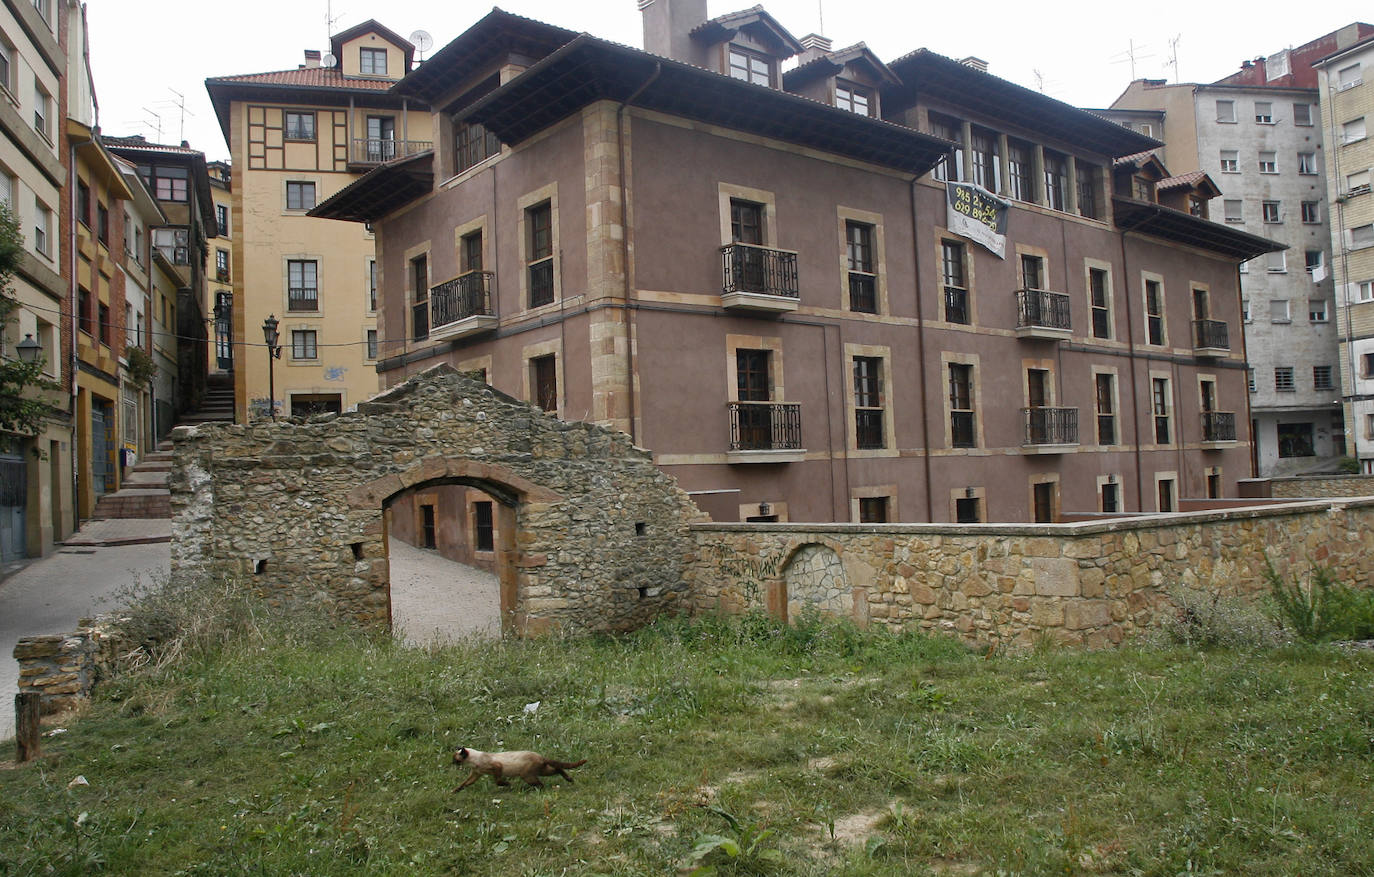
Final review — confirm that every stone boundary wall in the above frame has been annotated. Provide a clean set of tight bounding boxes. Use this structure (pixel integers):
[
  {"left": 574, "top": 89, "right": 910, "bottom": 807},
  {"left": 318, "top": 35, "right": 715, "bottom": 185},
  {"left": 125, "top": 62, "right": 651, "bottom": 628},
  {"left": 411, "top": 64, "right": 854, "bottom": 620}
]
[
  {"left": 684, "top": 498, "right": 1374, "bottom": 648},
  {"left": 1270, "top": 475, "right": 1374, "bottom": 499},
  {"left": 13, "top": 618, "right": 137, "bottom": 714}
]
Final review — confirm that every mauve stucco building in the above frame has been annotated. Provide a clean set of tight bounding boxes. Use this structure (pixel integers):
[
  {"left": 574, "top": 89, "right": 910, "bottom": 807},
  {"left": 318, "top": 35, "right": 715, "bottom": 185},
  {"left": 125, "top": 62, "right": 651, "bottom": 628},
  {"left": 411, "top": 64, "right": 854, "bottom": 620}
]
[{"left": 314, "top": 1, "right": 1282, "bottom": 524}]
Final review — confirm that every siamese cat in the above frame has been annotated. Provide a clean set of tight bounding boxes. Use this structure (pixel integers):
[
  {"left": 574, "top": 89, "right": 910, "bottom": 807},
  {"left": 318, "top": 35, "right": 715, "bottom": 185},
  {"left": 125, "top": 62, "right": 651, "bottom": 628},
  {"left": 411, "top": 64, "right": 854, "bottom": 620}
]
[{"left": 452, "top": 747, "right": 587, "bottom": 791}]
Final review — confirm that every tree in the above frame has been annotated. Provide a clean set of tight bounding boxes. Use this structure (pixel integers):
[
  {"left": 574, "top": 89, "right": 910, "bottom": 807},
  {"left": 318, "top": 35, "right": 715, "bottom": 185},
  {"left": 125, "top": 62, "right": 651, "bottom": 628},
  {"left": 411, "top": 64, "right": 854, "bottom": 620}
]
[{"left": 0, "top": 200, "right": 61, "bottom": 436}]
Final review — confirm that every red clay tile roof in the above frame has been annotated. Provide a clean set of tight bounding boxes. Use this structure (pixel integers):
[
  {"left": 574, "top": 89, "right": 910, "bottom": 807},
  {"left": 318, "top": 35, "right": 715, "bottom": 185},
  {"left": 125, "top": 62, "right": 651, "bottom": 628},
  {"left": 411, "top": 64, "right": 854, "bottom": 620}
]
[
  {"left": 1158, "top": 171, "right": 1209, "bottom": 190},
  {"left": 206, "top": 68, "right": 398, "bottom": 90},
  {"left": 101, "top": 135, "right": 204, "bottom": 155}
]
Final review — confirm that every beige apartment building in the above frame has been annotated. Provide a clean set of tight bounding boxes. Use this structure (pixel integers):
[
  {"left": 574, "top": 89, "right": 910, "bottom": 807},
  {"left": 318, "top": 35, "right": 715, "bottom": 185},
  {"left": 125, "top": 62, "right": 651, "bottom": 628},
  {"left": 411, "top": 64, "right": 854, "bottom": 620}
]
[{"left": 205, "top": 20, "right": 432, "bottom": 420}]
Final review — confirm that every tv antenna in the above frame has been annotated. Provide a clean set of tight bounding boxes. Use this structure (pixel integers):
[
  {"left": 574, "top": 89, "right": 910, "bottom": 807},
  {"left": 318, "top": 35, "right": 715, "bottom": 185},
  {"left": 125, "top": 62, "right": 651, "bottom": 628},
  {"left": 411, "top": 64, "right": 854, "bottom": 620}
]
[
  {"left": 135, "top": 107, "right": 163, "bottom": 142},
  {"left": 1166, "top": 34, "right": 1182, "bottom": 82},
  {"left": 1110, "top": 39, "right": 1154, "bottom": 81},
  {"left": 409, "top": 29, "right": 434, "bottom": 61}
]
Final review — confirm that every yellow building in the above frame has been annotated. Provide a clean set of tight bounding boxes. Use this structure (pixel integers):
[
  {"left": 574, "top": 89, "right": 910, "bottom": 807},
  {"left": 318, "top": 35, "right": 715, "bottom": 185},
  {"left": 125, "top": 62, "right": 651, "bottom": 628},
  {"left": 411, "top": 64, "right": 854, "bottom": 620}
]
[
  {"left": 206, "top": 20, "right": 433, "bottom": 419},
  {"left": 206, "top": 160, "right": 232, "bottom": 376}
]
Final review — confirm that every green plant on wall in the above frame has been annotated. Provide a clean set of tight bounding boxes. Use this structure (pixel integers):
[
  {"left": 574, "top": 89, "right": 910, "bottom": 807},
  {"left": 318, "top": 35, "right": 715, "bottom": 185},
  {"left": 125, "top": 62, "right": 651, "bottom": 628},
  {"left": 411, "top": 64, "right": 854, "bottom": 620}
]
[
  {"left": 0, "top": 201, "right": 61, "bottom": 436},
  {"left": 125, "top": 344, "right": 157, "bottom": 388}
]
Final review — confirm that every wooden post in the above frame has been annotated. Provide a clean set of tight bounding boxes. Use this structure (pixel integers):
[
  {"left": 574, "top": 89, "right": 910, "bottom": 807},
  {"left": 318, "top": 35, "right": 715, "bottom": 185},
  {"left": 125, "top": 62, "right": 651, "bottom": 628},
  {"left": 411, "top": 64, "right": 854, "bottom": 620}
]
[{"left": 15, "top": 692, "right": 41, "bottom": 763}]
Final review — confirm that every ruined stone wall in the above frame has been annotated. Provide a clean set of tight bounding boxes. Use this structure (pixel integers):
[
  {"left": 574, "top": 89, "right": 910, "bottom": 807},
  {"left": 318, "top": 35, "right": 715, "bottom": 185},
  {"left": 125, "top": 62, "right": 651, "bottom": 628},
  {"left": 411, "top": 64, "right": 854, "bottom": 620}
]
[
  {"left": 13, "top": 620, "right": 138, "bottom": 714},
  {"left": 1269, "top": 475, "right": 1374, "bottom": 499},
  {"left": 169, "top": 366, "right": 703, "bottom": 633},
  {"left": 684, "top": 499, "right": 1374, "bottom": 647}
]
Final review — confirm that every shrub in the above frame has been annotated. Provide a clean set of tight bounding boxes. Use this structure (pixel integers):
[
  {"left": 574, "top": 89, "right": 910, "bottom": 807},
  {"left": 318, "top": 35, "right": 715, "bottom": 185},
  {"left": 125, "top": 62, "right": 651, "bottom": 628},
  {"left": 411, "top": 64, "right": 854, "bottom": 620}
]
[
  {"left": 1265, "top": 557, "right": 1374, "bottom": 642},
  {"left": 1337, "top": 456, "right": 1361, "bottom": 474},
  {"left": 1159, "top": 585, "right": 1286, "bottom": 650}
]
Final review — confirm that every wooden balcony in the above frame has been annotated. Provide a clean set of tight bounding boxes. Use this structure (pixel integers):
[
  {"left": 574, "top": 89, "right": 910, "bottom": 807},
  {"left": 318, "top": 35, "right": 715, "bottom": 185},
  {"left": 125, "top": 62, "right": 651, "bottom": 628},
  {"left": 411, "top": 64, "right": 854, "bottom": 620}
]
[
  {"left": 1015, "top": 288, "right": 1072, "bottom": 340},
  {"left": 1022, "top": 406, "right": 1079, "bottom": 452},
  {"left": 727, "top": 402, "right": 804, "bottom": 463},
  {"left": 430, "top": 271, "right": 497, "bottom": 342},
  {"left": 1193, "top": 319, "right": 1230, "bottom": 357},
  {"left": 720, "top": 243, "right": 799, "bottom": 313}
]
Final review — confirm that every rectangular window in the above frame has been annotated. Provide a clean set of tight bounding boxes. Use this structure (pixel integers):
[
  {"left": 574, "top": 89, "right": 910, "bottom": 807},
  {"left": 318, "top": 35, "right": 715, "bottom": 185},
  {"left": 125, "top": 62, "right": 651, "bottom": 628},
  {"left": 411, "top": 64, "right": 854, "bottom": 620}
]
[
  {"left": 531, "top": 354, "right": 557, "bottom": 412},
  {"left": 1301, "top": 201, "right": 1320, "bottom": 224},
  {"left": 1020, "top": 254, "right": 1045, "bottom": 291},
  {"left": 1076, "top": 162, "right": 1100, "bottom": 219},
  {"left": 727, "top": 46, "right": 772, "bottom": 86},
  {"left": 411, "top": 254, "right": 429, "bottom": 339},
  {"left": 1364, "top": 352, "right": 1374, "bottom": 377},
  {"left": 1152, "top": 377, "right": 1171, "bottom": 444},
  {"left": 216, "top": 248, "right": 229, "bottom": 274},
  {"left": 1353, "top": 225, "right": 1374, "bottom": 248},
  {"left": 1207, "top": 471, "right": 1222, "bottom": 500},
  {"left": 33, "top": 81, "right": 48, "bottom": 139},
  {"left": 1270, "top": 299, "right": 1290, "bottom": 322},
  {"left": 1223, "top": 199, "right": 1242, "bottom": 223},
  {"left": 1339, "top": 63, "right": 1363, "bottom": 90},
  {"left": 970, "top": 125, "right": 1000, "bottom": 192},
  {"left": 1298, "top": 152, "right": 1318, "bottom": 175},
  {"left": 216, "top": 204, "right": 229, "bottom": 236},
  {"left": 835, "top": 81, "right": 872, "bottom": 116},
  {"left": 97, "top": 302, "right": 109, "bottom": 346},
  {"left": 141, "top": 165, "right": 189, "bottom": 202},
  {"left": 77, "top": 181, "right": 91, "bottom": 226},
  {"left": 366, "top": 329, "right": 378, "bottom": 360},
  {"left": 1248, "top": 367, "right": 1256, "bottom": 393},
  {"left": 1278, "top": 422, "right": 1315, "bottom": 458},
  {"left": 284, "top": 111, "right": 315, "bottom": 141},
  {"left": 96, "top": 203, "right": 109, "bottom": 245},
  {"left": 941, "top": 240, "right": 969, "bottom": 324},
  {"left": 1294, "top": 102, "right": 1313, "bottom": 126},
  {"left": 1343, "top": 117, "right": 1367, "bottom": 144},
  {"left": 1258, "top": 151, "right": 1277, "bottom": 174},
  {"left": 857, "top": 496, "right": 888, "bottom": 523},
  {"left": 1242, "top": 299, "right": 1251, "bottom": 321},
  {"left": 949, "top": 363, "right": 975, "bottom": 448},
  {"left": 1216, "top": 100, "right": 1235, "bottom": 123},
  {"left": 1007, "top": 138, "right": 1033, "bottom": 200},
  {"left": 286, "top": 181, "right": 316, "bottom": 210},
  {"left": 928, "top": 112, "right": 963, "bottom": 182},
  {"left": 1157, "top": 478, "right": 1175, "bottom": 513},
  {"left": 955, "top": 496, "right": 981, "bottom": 523},
  {"left": 846, "top": 221, "right": 876, "bottom": 313},
  {"left": 1033, "top": 482, "right": 1056, "bottom": 523},
  {"left": 1267, "top": 251, "right": 1287, "bottom": 273},
  {"left": 153, "top": 227, "right": 189, "bottom": 264},
  {"left": 1219, "top": 150, "right": 1238, "bottom": 173},
  {"left": 461, "top": 231, "right": 483, "bottom": 273},
  {"left": 455, "top": 121, "right": 501, "bottom": 173},
  {"left": 291, "top": 329, "right": 317, "bottom": 360},
  {"left": 1349, "top": 170, "right": 1371, "bottom": 195},
  {"left": 853, "top": 356, "right": 884, "bottom": 449},
  {"left": 1305, "top": 250, "right": 1323, "bottom": 272},
  {"left": 1313, "top": 365, "right": 1334, "bottom": 390},
  {"left": 0, "top": 40, "right": 9, "bottom": 95},
  {"left": 1309, "top": 298, "right": 1328, "bottom": 322},
  {"left": 1101, "top": 482, "right": 1120, "bottom": 514},
  {"left": 1043, "top": 150, "right": 1068, "bottom": 211},
  {"left": 1254, "top": 101, "right": 1273, "bottom": 124},
  {"left": 33, "top": 197, "right": 50, "bottom": 256},
  {"left": 730, "top": 198, "right": 763, "bottom": 244},
  {"left": 287, "top": 259, "right": 318, "bottom": 311},
  {"left": 1145, "top": 279, "right": 1164, "bottom": 345},
  {"left": 1090, "top": 268, "right": 1110, "bottom": 339},
  {"left": 1275, "top": 366, "right": 1295, "bottom": 392},
  {"left": 78, "top": 287, "right": 92, "bottom": 335},
  {"left": 1095, "top": 373, "right": 1116, "bottom": 445},
  {"left": 473, "top": 501, "right": 495, "bottom": 551},
  {"left": 359, "top": 47, "right": 387, "bottom": 76},
  {"left": 527, "top": 201, "right": 554, "bottom": 308},
  {"left": 1359, "top": 280, "right": 1374, "bottom": 302},
  {"left": 1262, "top": 200, "right": 1280, "bottom": 223},
  {"left": 367, "top": 260, "right": 378, "bottom": 311}
]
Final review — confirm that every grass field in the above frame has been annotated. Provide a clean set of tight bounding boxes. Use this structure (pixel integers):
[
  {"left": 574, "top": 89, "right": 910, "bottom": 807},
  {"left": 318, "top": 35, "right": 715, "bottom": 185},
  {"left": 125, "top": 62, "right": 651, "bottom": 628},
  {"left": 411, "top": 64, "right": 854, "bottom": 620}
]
[{"left": 2, "top": 590, "right": 1373, "bottom": 876}]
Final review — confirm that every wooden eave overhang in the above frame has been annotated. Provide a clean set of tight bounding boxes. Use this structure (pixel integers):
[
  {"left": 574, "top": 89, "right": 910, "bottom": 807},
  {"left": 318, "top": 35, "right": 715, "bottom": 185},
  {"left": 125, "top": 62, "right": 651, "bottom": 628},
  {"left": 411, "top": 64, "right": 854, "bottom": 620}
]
[
  {"left": 783, "top": 43, "right": 900, "bottom": 90},
  {"left": 1112, "top": 195, "right": 1285, "bottom": 260},
  {"left": 689, "top": 6, "right": 804, "bottom": 57},
  {"left": 204, "top": 75, "right": 424, "bottom": 147},
  {"left": 66, "top": 122, "right": 136, "bottom": 201},
  {"left": 457, "top": 35, "right": 954, "bottom": 177},
  {"left": 104, "top": 140, "right": 219, "bottom": 234},
  {"left": 389, "top": 8, "right": 578, "bottom": 104},
  {"left": 309, "top": 150, "right": 434, "bottom": 222},
  {"left": 886, "top": 50, "right": 1162, "bottom": 158}
]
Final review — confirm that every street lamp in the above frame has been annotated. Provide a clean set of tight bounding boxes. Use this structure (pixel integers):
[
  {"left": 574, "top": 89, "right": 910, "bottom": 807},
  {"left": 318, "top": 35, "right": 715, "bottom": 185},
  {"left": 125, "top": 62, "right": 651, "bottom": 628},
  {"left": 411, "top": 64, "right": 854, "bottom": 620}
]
[
  {"left": 262, "top": 315, "right": 282, "bottom": 421},
  {"left": 15, "top": 333, "right": 42, "bottom": 365}
]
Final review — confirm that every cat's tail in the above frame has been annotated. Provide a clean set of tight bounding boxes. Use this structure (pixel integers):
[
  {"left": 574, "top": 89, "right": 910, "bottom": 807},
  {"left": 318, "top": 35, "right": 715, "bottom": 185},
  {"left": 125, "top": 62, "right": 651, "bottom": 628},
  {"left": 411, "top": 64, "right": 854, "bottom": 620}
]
[{"left": 548, "top": 758, "right": 587, "bottom": 769}]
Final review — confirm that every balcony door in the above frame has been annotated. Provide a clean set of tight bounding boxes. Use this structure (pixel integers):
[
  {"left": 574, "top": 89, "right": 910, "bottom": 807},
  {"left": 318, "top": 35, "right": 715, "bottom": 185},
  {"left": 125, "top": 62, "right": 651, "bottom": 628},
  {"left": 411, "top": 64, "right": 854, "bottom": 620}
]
[
  {"left": 366, "top": 116, "right": 396, "bottom": 161},
  {"left": 730, "top": 199, "right": 766, "bottom": 292},
  {"left": 736, "top": 349, "right": 772, "bottom": 449}
]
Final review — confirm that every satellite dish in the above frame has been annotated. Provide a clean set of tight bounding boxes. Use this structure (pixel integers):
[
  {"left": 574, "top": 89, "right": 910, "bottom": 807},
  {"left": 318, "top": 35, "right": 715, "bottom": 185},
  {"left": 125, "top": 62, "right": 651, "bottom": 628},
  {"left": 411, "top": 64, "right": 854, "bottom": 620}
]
[
  {"left": 410, "top": 29, "right": 434, "bottom": 59},
  {"left": 321, "top": 52, "right": 338, "bottom": 68}
]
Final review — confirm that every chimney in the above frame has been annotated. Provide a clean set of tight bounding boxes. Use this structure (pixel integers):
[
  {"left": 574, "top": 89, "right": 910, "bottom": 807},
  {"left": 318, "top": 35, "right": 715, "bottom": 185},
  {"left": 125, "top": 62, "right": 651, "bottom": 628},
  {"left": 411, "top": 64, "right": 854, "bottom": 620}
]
[
  {"left": 640, "top": 0, "right": 707, "bottom": 64},
  {"left": 304, "top": 49, "right": 322, "bottom": 68},
  {"left": 959, "top": 56, "right": 989, "bottom": 73},
  {"left": 798, "top": 33, "right": 832, "bottom": 64}
]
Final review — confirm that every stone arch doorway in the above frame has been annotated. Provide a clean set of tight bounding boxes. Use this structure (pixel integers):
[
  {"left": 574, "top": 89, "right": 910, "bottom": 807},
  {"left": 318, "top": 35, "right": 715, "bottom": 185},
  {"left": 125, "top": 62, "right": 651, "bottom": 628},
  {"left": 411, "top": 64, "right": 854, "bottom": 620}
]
[
  {"left": 781, "top": 543, "right": 851, "bottom": 622},
  {"left": 383, "top": 477, "right": 513, "bottom": 641}
]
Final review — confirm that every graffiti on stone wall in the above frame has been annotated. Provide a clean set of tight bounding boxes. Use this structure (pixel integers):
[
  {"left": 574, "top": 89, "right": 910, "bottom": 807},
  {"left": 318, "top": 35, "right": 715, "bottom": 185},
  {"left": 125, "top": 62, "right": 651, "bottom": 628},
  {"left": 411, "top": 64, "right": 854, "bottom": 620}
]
[{"left": 705, "top": 541, "right": 781, "bottom": 606}]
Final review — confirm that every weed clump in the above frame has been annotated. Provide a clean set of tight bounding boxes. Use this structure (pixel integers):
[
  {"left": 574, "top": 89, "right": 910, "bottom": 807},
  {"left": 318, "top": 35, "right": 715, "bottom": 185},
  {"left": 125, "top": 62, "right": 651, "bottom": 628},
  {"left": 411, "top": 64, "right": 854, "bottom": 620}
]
[
  {"left": 1158, "top": 586, "right": 1287, "bottom": 650},
  {"left": 1265, "top": 557, "right": 1374, "bottom": 643}
]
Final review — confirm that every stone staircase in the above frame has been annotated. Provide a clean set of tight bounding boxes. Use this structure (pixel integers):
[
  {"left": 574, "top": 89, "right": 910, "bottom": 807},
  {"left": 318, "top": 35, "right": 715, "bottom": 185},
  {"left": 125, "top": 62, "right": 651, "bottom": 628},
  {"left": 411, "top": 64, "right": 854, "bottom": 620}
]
[
  {"left": 175, "top": 372, "right": 235, "bottom": 426},
  {"left": 90, "top": 441, "right": 172, "bottom": 519}
]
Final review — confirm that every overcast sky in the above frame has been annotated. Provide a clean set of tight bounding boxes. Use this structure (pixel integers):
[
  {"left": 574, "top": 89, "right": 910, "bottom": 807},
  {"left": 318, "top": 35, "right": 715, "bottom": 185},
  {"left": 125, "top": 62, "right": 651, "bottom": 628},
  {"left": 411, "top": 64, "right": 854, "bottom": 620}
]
[{"left": 86, "top": 0, "right": 1373, "bottom": 164}]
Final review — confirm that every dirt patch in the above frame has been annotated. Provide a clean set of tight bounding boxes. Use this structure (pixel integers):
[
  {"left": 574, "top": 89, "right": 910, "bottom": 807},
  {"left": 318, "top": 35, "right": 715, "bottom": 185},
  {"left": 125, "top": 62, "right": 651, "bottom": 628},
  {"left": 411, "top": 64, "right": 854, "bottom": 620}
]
[
  {"left": 829, "top": 809, "right": 883, "bottom": 844},
  {"left": 807, "top": 756, "right": 837, "bottom": 772}
]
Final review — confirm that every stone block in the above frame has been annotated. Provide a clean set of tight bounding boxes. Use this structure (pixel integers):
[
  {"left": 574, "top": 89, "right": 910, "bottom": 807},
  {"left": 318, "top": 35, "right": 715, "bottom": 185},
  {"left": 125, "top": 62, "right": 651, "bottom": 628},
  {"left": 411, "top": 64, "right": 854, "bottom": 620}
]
[
  {"left": 1064, "top": 601, "right": 1112, "bottom": 631},
  {"left": 1030, "top": 599, "right": 1063, "bottom": 627},
  {"left": 1032, "top": 557, "right": 1079, "bottom": 597}
]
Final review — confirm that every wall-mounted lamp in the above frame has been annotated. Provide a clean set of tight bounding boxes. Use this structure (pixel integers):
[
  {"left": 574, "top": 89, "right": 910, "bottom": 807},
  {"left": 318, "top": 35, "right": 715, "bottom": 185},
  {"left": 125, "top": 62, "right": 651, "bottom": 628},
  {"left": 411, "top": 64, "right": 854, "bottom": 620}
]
[
  {"left": 16, "top": 333, "right": 42, "bottom": 364},
  {"left": 1107, "top": 474, "right": 1117, "bottom": 484},
  {"left": 758, "top": 502, "right": 772, "bottom": 517},
  {"left": 964, "top": 487, "right": 976, "bottom": 499}
]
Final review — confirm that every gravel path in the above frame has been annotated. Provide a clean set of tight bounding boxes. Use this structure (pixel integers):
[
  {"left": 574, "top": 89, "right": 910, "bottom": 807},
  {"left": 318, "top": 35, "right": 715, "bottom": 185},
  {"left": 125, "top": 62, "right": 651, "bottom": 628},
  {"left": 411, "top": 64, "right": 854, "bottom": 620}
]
[{"left": 388, "top": 539, "right": 501, "bottom": 645}]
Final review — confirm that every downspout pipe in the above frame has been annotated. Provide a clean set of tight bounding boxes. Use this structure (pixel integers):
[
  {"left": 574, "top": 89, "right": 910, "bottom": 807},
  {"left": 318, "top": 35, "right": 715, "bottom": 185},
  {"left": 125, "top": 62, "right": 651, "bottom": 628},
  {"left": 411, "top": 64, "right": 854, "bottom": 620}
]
[
  {"left": 616, "top": 62, "right": 660, "bottom": 444},
  {"left": 910, "top": 178, "right": 934, "bottom": 521}
]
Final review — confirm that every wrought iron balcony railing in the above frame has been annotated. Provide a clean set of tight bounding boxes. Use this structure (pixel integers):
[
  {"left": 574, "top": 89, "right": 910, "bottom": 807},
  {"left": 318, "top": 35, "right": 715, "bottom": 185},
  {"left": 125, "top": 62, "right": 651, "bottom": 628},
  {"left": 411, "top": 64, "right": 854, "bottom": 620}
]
[
  {"left": 855, "top": 409, "right": 885, "bottom": 449},
  {"left": 528, "top": 259, "right": 554, "bottom": 308},
  {"left": 1023, "top": 407, "right": 1079, "bottom": 446},
  {"left": 728, "top": 402, "right": 802, "bottom": 452},
  {"left": 287, "top": 286, "right": 317, "bottom": 311},
  {"left": 721, "top": 243, "right": 799, "bottom": 299},
  {"left": 412, "top": 300, "right": 429, "bottom": 341},
  {"left": 1015, "top": 288, "right": 1072, "bottom": 333},
  {"left": 950, "top": 410, "right": 976, "bottom": 448},
  {"left": 1193, "top": 319, "right": 1230, "bottom": 352},
  {"left": 431, "top": 271, "right": 494, "bottom": 328},
  {"left": 848, "top": 272, "right": 876, "bottom": 313},
  {"left": 350, "top": 138, "right": 433, "bottom": 165},
  {"left": 1202, "top": 411, "right": 1237, "bottom": 442},
  {"left": 945, "top": 286, "right": 969, "bottom": 324}
]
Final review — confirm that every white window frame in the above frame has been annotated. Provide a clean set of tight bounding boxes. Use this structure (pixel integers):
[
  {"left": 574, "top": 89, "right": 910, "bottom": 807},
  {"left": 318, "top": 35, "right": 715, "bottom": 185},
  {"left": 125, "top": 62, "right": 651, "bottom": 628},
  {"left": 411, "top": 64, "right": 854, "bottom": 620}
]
[
  {"left": 1223, "top": 199, "right": 1242, "bottom": 223},
  {"left": 1254, "top": 101, "right": 1274, "bottom": 124},
  {"left": 1270, "top": 299, "right": 1290, "bottom": 323},
  {"left": 1348, "top": 169, "right": 1371, "bottom": 196},
  {"left": 1261, "top": 200, "right": 1280, "bottom": 223},
  {"left": 1338, "top": 63, "right": 1362, "bottom": 91},
  {"left": 1215, "top": 99, "right": 1236, "bottom": 123},
  {"left": 1258, "top": 151, "right": 1277, "bottom": 174},
  {"left": 1343, "top": 117, "right": 1367, "bottom": 145},
  {"left": 1293, "top": 102, "right": 1313, "bottom": 126},
  {"left": 1266, "top": 251, "right": 1287, "bottom": 273},
  {"left": 1358, "top": 280, "right": 1374, "bottom": 303},
  {"left": 1297, "top": 152, "right": 1317, "bottom": 175},
  {"left": 1219, "top": 150, "right": 1238, "bottom": 173}
]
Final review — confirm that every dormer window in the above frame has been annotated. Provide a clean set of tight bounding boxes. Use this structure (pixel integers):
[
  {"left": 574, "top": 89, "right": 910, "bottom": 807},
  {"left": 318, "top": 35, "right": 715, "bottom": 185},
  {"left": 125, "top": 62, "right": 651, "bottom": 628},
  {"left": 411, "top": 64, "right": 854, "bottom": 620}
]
[
  {"left": 835, "top": 81, "right": 872, "bottom": 117},
  {"left": 1132, "top": 175, "right": 1154, "bottom": 202},
  {"left": 360, "top": 47, "right": 387, "bottom": 76},
  {"left": 728, "top": 46, "right": 773, "bottom": 86}
]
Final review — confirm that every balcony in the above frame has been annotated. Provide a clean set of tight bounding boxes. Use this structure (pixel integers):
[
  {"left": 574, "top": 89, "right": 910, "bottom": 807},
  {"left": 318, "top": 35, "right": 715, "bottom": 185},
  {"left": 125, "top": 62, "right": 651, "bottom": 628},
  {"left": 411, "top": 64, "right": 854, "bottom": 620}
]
[
  {"left": 720, "top": 243, "right": 799, "bottom": 313},
  {"left": 287, "top": 286, "right": 318, "bottom": 312},
  {"left": 950, "top": 410, "right": 976, "bottom": 448},
  {"left": 1201, "top": 411, "right": 1237, "bottom": 446},
  {"left": 1023, "top": 407, "right": 1079, "bottom": 451},
  {"left": 727, "top": 402, "right": 804, "bottom": 463},
  {"left": 1015, "top": 288, "right": 1072, "bottom": 340},
  {"left": 348, "top": 138, "right": 433, "bottom": 167},
  {"left": 945, "top": 286, "right": 969, "bottom": 324},
  {"left": 848, "top": 272, "right": 876, "bottom": 313},
  {"left": 430, "top": 271, "right": 497, "bottom": 341},
  {"left": 1193, "top": 319, "right": 1230, "bottom": 357}
]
